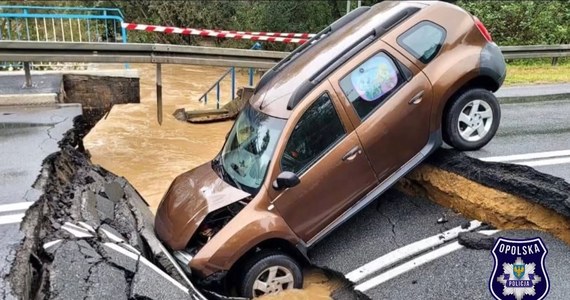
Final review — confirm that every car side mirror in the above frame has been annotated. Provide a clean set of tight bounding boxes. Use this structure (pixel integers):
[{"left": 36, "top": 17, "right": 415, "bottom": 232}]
[{"left": 272, "top": 171, "right": 300, "bottom": 190}]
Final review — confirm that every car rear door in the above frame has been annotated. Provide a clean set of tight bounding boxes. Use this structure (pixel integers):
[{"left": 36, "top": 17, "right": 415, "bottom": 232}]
[
  {"left": 329, "top": 40, "right": 433, "bottom": 181},
  {"left": 269, "top": 81, "right": 377, "bottom": 243}
]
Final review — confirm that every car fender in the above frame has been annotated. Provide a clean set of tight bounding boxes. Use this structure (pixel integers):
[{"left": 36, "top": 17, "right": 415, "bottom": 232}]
[{"left": 190, "top": 208, "right": 300, "bottom": 277}]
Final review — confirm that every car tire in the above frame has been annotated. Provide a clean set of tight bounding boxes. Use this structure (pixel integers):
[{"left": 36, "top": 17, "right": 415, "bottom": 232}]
[
  {"left": 239, "top": 251, "right": 303, "bottom": 298},
  {"left": 443, "top": 88, "right": 500, "bottom": 151}
]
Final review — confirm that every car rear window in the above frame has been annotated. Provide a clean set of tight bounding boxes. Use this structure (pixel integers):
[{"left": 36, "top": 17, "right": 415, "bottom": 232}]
[
  {"left": 339, "top": 52, "right": 405, "bottom": 119},
  {"left": 397, "top": 21, "right": 446, "bottom": 64}
]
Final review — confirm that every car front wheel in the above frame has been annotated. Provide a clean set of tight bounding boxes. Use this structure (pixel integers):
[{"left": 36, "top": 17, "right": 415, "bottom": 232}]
[
  {"left": 239, "top": 251, "right": 303, "bottom": 298},
  {"left": 443, "top": 88, "right": 500, "bottom": 151}
]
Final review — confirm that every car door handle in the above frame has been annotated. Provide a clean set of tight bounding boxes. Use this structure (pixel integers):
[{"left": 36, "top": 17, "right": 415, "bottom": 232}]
[
  {"left": 409, "top": 91, "right": 424, "bottom": 105},
  {"left": 342, "top": 146, "right": 362, "bottom": 161}
]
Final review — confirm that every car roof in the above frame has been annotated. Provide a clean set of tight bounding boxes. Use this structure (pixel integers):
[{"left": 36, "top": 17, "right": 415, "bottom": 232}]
[{"left": 250, "top": 1, "right": 431, "bottom": 119}]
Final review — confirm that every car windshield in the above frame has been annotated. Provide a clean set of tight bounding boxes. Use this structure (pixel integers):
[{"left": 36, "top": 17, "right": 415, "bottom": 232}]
[{"left": 216, "top": 103, "right": 286, "bottom": 194}]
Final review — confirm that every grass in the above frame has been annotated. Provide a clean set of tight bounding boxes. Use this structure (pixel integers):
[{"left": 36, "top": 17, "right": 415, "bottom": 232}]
[{"left": 505, "top": 62, "right": 570, "bottom": 86}]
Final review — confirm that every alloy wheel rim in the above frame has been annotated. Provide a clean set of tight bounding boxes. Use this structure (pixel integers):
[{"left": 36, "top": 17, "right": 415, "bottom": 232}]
[
  {"left": 252, "top": 266, "right": 295, "bottom": 297},
  {"left": 457, "top": 99, "right": 493, "bottom": 142}
]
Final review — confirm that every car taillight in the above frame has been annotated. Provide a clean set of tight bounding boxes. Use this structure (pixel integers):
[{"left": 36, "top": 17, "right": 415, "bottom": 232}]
[{"left": 473, "top": 16, "right": 492, "bottom": 42}]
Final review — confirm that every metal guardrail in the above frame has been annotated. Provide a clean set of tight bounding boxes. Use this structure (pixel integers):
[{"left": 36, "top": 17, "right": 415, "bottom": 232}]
[
  {"left": 1, "top": 41, "right": 566, "bottom": 66},
  {"left": 501, "top": 44, "right": 570, "bottom": 59},
  {"left": 0, "top": 41, "right": 284, "bottom": 68},
  {"left": 0, "top": 41, "right": 567, "bottom": 123},
  {"left": 0, "top": 41, "right": 285, "bottom": 124}
]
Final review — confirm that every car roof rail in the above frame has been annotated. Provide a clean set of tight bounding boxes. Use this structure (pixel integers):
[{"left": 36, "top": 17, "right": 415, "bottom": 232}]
[
  {"left": 287, "top": 6, "right": 421, "bottom": 110},
  {"left": 254, "top": 6, "right": 371, "bottom": 94}
]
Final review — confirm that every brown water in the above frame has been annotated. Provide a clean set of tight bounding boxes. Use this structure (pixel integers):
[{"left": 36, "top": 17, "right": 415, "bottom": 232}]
[{"left": 83, "top": 64, "right": 338, "bottom": 299}]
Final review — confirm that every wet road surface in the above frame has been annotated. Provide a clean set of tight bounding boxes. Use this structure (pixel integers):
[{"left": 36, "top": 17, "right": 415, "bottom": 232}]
[
  {"left": 467, "top": 98, "right": 570, "bottom": 182},
  {"left": 0, "top": 104, "right": 81, "bottom": 296},
  {"left": 309, "top": 189, "right": 570, "bottom": 299}
]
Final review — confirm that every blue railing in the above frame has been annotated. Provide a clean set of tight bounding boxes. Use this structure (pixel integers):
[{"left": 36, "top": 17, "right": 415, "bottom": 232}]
[
  {"left": 199, "top": 42, "right": 262, "bottom": 109},
  {"left": 0, "top": 5, "right": 127, "bottom": 70}
]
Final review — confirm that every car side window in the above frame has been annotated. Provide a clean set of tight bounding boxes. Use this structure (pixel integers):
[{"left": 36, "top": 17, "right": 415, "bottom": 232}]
[
  {"left": 397, "top": 21, "right": 446, "bottom": 64},
  {"left": 339, "top": 52, "right": 405, "bottom": 120},
  {"left": 281, "top": 93, "right": 346, "bottom": 174}
]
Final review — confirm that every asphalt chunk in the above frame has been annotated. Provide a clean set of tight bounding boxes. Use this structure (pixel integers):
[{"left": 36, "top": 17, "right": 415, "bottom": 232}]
[
  {"left": 131, "top": 257, "right": 190, "bottom": 299},
  {"left": 85, "top": 262, "right": 128, "bottom": 300},
  {"left": 96, "top": 195, "right": 115, "bottom": 222},
  {"left": 49, "top": 241, "right": 93, "bottom": 300},
  {"left": 80, "top": 190, "right": 101, "bottom": 228},
  {"left": 457, "top": 232, "right": 496, "bottom": 250},
  {"left": 103, "top": 181, "right": 125, "bottom": 203}
]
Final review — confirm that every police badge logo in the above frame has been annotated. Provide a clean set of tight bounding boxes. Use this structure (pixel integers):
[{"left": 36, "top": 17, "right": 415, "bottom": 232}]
[{"left": 489, "top": 237, "right": 550, "bottom": 300}]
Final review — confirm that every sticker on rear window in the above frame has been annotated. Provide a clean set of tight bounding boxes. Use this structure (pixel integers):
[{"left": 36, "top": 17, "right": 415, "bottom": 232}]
[{"left": 350, "top": 55, "right": 398, "bottom": 101}]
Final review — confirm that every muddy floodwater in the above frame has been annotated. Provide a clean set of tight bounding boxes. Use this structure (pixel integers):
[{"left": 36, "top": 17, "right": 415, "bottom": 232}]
[
  {"left": 84, "top": 63, "right": 246, "bottom": 212},
  {"left": 83, "top": 64, "right": 339, "bottom": 299}
]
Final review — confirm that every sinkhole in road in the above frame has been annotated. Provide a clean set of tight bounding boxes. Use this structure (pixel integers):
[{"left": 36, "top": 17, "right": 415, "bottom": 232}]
[{"left": 398, "top": 149, "right": 570, "bottom": 245}]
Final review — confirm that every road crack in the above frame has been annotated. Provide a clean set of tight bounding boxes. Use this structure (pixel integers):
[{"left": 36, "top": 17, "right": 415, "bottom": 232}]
[{"left": 376, "top": 204, "right": 400, "bottom": 248}]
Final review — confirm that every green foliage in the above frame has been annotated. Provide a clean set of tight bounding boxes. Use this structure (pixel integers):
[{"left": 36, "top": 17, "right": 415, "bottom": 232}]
[
  {"left": 1, "top": 0, "right": 568, "bottom": 48},
  {"left": 456, "top": 0, "right": 569, "bottom": 46}
]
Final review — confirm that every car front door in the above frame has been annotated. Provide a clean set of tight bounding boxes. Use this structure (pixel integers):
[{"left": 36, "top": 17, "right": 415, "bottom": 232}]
[
  {"left": 330, "top": 41, "right": 433, "bottom": 181},
  {"left": 270, "top": 83, "right": 377, "bottom": 243}
]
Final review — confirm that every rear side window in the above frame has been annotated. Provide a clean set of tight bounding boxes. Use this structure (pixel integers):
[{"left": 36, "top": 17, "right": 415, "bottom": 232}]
[
  {"left": 397, "top": 21, "right": 446, "bottom": 64},
  {"left": 339, "top": 52, "right": 405, "bottom": 120},
  {"left": 281, "top": 93, "right": 345, "bottom": 174}
]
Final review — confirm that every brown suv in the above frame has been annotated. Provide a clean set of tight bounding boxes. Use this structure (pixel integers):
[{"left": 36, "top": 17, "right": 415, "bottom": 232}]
[{"left": 155, "top": 1, "right": 506, "bottom": 298}]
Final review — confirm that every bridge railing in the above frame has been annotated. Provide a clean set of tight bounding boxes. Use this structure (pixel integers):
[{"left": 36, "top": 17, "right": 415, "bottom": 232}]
[
  {"left": 198, "top": 42, "right": 262, "bottom": 109},
  {"left": 0, "top": 5, "right": 127, "bottom": 71}
]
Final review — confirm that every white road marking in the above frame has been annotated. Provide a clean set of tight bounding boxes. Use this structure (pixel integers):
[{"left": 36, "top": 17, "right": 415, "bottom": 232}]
[
  {"left": 139, "top": 254, "right": 190, "bottom": 294},
  {"left": 0, "top": 202, "right": 33, "bottom": 213},
  {"left": 481, "top": 149, "right": 570, "bottom": 163},
  {"left": 354, "top": 230, "right": 500, "bottom": 292},
  {"left": 345, "top": 220, "right": 482, "bottom": 283},
  {"left": 43, "top": 239, "right": 62, "bottom": 250},
  {"left": 62, "top": 222, "right": 94, "bottom": 238},
  {"left": 521, "top": 156, "right": 570, "bottom": 167},
  {"left": 0, "top": 213, "right": 25, "bottom": 225}
]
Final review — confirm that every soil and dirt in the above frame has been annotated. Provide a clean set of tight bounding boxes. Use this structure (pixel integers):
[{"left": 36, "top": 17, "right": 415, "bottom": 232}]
[{"left": 398, "top": 149, "right": 570, "bottom": 245}]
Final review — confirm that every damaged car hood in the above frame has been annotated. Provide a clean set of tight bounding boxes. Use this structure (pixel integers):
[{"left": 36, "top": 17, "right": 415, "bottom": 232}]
[{"left": 155, "top": 161, "right": 251, "bottom": 250}]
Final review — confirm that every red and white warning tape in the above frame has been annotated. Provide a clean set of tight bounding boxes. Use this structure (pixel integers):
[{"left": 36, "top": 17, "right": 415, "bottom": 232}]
[
  {"left": 206, "top": 29, "right": 315, "bottom": 39},
  {"left": 121, "top": 22, "right": 312, "bottom": 44}
]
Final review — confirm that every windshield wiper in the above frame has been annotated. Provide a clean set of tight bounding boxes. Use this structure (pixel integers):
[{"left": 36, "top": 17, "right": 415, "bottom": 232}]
[{"left": 214, "top": 155, "right": 243, "bottom": 191}]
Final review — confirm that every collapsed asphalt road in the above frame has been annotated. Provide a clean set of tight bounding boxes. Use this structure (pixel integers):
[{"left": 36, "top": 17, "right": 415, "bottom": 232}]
[
  {"left": 7, "top": 120, "right": 207, "bottom": 299},
  {"left": 5, "top": 119, "right": 369, "bottom": 300},
  {"left": 0, "top": 104, "right": 82, "bottom": 299}
]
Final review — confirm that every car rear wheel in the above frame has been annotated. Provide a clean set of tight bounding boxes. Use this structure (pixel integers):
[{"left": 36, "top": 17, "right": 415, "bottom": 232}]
[
  {"left": 443, "top": 88, "right": 500, "bottom": 151},
  {"left": 239, "top": 251, "right": 303, "bottom": 298}
]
